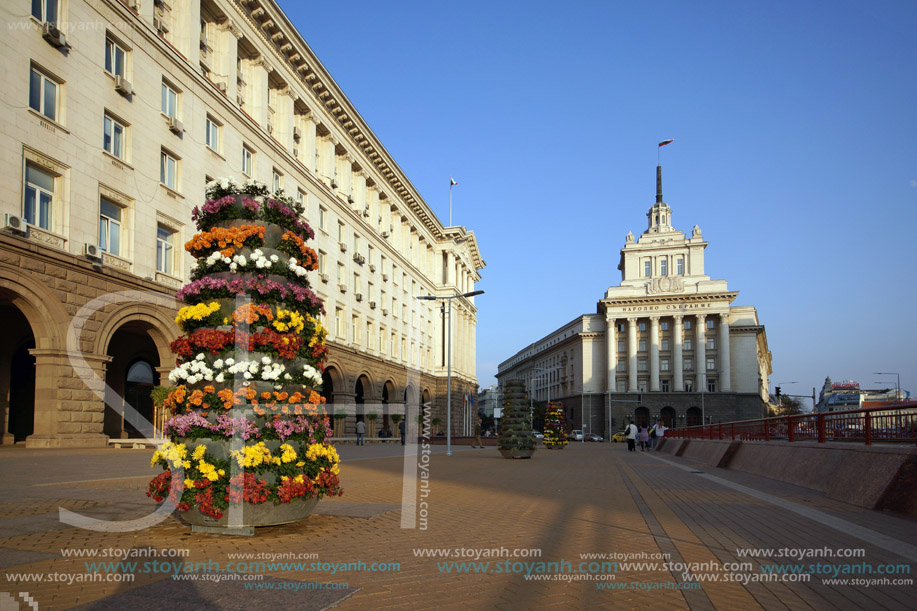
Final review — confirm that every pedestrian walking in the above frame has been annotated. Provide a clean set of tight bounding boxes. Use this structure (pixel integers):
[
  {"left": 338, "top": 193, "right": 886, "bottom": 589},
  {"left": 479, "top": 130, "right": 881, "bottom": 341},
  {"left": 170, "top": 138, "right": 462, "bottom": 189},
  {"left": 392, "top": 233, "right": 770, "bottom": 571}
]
[
  {"left": 355, "top": 419, "right": 365, "bottom": 446},
  {"left": 638, "top": 425, "right": 650, "bottom": 451},
  {"left": 399, "top": 418, "right": 406, "bottom": 446},
  {"left": 472, "top": 417, "right": 483, "bottom": 448},
  {"left": 625, "top": 420, "right": 638, "bottom": 452},
  {"left": 652, "top": 419, "right": 668, "bottom": 450}
]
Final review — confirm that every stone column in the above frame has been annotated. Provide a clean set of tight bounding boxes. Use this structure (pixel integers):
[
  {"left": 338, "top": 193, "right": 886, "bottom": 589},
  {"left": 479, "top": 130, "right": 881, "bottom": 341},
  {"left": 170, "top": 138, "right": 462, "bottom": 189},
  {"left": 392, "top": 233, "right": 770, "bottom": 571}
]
[
  {"left": 672, "top": 315, "right": 684, "bottom": 391},
  {"left": 719, "top": 313, "right": 732, "bottom": 391},
  {"left": 300, "top": 111, "right": 317, "bottom": 172},
  {"left": 249, "top": 57, "right": 271, "bottom": 128},
  {"left": 695, "top": 314, "right": 707, "bottom": 392},
  {"left": 649, "top": 316, "right": 660, "bottom": 392},
  {"left": 26, "top": 350, "right": 109, "bottom": 448},
  {"left": 331, "top": 391, "right": 356, "bottom": 437},
  {"left": 627, "top": 317, "right": 638, "bottom": 392},
  {"left": 216, "top": 21, "right": 242, "bottom": 100},
  {"left": 605, "top": 314, "right": 616, "bottom": 392}
]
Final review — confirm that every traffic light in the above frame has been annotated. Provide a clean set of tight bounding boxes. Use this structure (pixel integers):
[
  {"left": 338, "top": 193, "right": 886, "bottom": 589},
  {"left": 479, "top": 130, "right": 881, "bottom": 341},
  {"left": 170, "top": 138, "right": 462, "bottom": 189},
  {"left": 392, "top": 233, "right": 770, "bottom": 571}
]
[{"left": 775, "top": 386, "right": 782, "bottom": 399}]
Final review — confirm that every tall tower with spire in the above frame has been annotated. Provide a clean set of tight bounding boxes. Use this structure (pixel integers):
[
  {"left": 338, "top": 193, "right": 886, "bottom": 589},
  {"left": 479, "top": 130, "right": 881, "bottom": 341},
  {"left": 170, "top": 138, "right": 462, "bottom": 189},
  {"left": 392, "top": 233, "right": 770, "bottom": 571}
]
[{"left": 647, "top": 165, "right": 674, "bottom": 234}]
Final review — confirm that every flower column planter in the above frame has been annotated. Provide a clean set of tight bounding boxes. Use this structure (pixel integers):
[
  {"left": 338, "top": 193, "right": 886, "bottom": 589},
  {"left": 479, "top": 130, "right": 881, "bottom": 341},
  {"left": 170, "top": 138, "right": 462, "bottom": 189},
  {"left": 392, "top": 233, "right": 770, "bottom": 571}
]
[
  {"left": 498, "top": 379, "right": 536, "bottom": 459},
  {"left": 148, "top": 179, "right": 341, "bottom": 535}
]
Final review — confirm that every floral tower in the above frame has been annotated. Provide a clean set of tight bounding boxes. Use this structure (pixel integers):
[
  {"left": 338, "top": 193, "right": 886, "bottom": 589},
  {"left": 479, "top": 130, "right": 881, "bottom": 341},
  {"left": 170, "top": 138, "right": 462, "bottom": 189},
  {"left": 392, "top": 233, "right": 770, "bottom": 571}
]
[
  {"left": 498, "top": 379, "right": 536, "bottom": 459},
  {"left": 147, "top": 178, "right": 342, "bottom": 532},
  {"left": 542, "top": 401, "right": 568, "bottom": 449}
]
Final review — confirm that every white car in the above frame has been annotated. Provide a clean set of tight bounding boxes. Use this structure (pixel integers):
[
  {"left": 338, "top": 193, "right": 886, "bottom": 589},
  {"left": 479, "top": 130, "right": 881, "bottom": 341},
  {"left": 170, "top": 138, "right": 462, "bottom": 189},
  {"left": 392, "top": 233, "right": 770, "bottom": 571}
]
[
  {"left": 532, "top": 431, "right": 544, "bottom": 440},
  {"left": 569, "top": 430, "right": 583, "bottom": 441}
]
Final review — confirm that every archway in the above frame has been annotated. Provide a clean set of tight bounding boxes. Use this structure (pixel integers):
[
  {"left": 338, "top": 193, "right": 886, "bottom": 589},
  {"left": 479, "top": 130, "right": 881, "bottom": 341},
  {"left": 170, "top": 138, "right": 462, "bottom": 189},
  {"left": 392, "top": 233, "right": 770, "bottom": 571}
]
[
  {"left": 686, "top": 406, "right": 702, "bottom": 427},
  {"left": 634, "top": 406, "right": 650, "bottom": 428},
  {"left": 0, "top": 304, "right": 37, "bottom": 443},
  {"left": 660, "top": 406, "right": 676, "bottom": 429},
  {"left": 104, "top": 321, "right": 161, "bottom": 439},
  {"left": 321, "top": 369, "right": 335, "bottom": 404},
  {"left": 355, "top": 375, "right": 371, "bottom": 421},
  {"left": 381, "top": 380, "right": 394, "bottom": 433}
]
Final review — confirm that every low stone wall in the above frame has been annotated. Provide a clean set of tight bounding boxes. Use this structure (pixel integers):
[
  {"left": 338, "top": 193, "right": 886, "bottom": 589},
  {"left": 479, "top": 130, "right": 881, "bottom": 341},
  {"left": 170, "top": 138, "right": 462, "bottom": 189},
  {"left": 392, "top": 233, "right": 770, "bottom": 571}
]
[{"left": 658, "top": 439, "right": 917, "bottom": 516}]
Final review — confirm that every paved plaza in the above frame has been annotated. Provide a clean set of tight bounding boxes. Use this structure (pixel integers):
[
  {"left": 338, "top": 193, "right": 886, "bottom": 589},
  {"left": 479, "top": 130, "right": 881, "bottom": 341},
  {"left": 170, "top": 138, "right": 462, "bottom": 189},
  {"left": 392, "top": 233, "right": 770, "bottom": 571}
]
[{"left": 1, "top": 442, "right": 915, "bottom": 610}]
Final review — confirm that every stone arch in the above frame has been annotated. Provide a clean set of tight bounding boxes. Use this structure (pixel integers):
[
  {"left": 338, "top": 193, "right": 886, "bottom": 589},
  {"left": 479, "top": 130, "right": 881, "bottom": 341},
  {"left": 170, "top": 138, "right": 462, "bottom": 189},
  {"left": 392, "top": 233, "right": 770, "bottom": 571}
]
[
  {"left": 660, "top": 406, "right": 676, "bottom": 429},
  {"left": 94, "top": 302, "right": 176, "bottom": 368},
  {"left": 352, "top": 369, "right": 376, "bottom": 399},
  {"left": 686, "top": 406, "right": 702, "bottom": 427},
  {"left": 321, "top": 363, "right": 346, "bottom": 406},
  {"left": 0, "top": 273, "right": 66, "bottom": 351},
  {"left": 634, "top": 406, "right": 650, "bottom": 428}
]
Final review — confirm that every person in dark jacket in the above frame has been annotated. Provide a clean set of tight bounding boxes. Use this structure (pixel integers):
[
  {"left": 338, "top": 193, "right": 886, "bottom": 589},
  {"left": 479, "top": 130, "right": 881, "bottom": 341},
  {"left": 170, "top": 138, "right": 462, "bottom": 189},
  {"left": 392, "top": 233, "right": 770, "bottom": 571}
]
[{"left": 399, "top": 418, "right": 406, "bottom": 445}]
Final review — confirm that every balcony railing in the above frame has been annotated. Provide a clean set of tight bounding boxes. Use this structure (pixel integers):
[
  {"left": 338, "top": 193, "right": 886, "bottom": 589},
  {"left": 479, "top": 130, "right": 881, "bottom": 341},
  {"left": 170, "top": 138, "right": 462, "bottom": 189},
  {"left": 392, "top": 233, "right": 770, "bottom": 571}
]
[{"left": 668, "top": 403, "right": 917, "bottom": 446}]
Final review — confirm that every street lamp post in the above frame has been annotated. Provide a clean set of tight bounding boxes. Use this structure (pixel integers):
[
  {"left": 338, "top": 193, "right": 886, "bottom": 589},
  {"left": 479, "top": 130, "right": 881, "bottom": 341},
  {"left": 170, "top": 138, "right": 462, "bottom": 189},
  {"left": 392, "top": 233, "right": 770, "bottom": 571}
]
[
  {"left": 418, "top": 290, "right": 484, "bottom": 456},
  {"left": 874, "top": 372, "right": 900, "bottom": 402}
]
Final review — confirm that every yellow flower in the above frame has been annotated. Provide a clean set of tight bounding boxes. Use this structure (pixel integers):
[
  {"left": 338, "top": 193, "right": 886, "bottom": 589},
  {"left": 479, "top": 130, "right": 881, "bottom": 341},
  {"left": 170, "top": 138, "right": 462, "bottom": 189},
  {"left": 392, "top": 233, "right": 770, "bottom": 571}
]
[
  {"left": 150, "top": 450, "right": 161, "bottom": 467},
  {"left": 184, "top": 478, "right": 195, "bottom": 488},
  {"left": 273, "top": 309, "right": 305, "bottom": 334},
  {"left": 182, "top": 460, "right": 191, "bottom": 469},
  {"left": 192, "top": 444, "right": 207, "bottom": 460},
  {"left": 175, "top": 302, "right": 221, "bottom": 330},
  {"left": 279, "top": 444, "right": 297, "bottom": 463}
]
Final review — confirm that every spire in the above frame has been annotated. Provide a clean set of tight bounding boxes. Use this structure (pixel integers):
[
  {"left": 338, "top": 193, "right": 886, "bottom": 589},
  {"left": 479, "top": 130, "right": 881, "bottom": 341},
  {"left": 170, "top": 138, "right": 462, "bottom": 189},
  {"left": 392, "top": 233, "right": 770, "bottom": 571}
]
[{"left": 656, "top": 165, "right": 663, "bottom": 204}]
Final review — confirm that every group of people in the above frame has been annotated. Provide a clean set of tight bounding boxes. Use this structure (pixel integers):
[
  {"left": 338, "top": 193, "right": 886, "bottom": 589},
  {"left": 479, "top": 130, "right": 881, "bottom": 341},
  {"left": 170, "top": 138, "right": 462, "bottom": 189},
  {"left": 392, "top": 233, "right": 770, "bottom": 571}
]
[
  {"left": 623, "top": 419, "right": 668, "bottom": 452},
  {"left": 354, "top": 420, "right": 406, "bottom": 445}
]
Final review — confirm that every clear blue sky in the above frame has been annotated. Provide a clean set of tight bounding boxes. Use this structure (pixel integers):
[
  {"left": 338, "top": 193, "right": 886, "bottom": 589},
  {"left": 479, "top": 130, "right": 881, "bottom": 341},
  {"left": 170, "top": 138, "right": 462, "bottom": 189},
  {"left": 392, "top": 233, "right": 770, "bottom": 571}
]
[{"left": 279, "top": 0, "right": 917, "bottom": 402}]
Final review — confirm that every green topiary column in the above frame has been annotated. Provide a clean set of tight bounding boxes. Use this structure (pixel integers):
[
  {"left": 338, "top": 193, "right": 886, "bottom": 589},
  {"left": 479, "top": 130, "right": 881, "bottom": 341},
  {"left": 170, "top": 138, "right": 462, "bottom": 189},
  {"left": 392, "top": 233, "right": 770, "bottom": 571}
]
[{"left": 498, "top": 379, "right": 535, "bottom": 459}]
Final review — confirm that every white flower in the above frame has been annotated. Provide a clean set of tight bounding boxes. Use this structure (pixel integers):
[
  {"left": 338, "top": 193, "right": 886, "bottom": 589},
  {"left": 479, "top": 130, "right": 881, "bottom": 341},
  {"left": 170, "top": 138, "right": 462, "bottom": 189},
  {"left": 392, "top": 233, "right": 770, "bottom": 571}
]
[
  {"left": 215, "top": 373, "right": 225, "bottom": 383},
  {"left": 270, "top": 255, "right": 279, "bottom": 263},
  {"left": 284, "top": 373, "right": 292, "bottom": 381},
  {"left": 229, "top": 263, "right": 238, "bottom": 272},
  {"left": 243, "top": 372, "right": 252, "bottom": 380},
  {"left": 213, "top": 359, "right": 224, "bottom": 369},
  {"left": 261, "top": 356, "right": 271, "bottom": 365},
  {"left": 225, "top": 358, "right": 235, "bottom": 366},
  {"left": 196, "top": 353, "right": 205, "bottom": 361}
]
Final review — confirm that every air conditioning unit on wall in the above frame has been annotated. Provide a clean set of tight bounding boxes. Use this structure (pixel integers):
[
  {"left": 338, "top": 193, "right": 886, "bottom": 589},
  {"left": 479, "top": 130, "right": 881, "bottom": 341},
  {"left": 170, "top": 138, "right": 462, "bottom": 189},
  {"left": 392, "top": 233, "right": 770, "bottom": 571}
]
[{"left": 115, "top": 75, "right": 133, "bottom": 96}]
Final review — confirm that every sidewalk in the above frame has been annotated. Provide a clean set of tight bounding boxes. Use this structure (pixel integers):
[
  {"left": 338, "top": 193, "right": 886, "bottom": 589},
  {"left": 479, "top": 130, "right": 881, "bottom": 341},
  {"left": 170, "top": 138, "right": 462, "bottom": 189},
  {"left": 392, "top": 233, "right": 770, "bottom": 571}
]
[{"left": 1, "top": 443, "right": 914, "bottom": 609}]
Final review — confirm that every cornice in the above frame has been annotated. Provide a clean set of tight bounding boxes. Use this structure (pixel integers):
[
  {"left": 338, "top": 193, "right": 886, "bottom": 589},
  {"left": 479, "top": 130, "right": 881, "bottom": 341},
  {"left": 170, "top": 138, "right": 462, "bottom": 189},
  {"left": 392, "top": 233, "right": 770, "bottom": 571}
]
[
  {"left": 602, "top": 291, "right": 739, "bottom": 307},
  {"left": 230, "top": 0, "right": 462, "bottom": 247}
]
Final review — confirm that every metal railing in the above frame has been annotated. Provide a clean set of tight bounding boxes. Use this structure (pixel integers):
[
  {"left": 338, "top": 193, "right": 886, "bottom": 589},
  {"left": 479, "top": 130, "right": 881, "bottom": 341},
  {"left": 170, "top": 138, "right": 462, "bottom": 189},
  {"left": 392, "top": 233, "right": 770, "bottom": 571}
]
[{"left": 668, "top": 403, "right": 917, "bottom": 446}]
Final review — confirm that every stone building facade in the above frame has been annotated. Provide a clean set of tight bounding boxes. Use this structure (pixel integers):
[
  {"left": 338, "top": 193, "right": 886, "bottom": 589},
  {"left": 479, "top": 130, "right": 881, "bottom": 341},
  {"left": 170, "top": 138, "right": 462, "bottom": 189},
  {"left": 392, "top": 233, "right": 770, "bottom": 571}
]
[
  {"left": 497, "top": 167, "right": 771, "bottom": 437},
  {"left": 0, "top": 0, "right": 483, "bottom": 447}
]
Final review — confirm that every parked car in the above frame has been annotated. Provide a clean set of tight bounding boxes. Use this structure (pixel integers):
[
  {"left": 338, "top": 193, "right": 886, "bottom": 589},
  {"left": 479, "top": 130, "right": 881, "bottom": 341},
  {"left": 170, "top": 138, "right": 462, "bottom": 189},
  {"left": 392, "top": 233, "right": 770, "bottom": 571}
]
[
  {"left": 611, "top": 430, "right": 627, "bottom": 443},
  {"left": 568, "top": 430, "right": 584, "bottom": 441},
  {"left": 585, "top": 433, "right": 604, "bottom": 442},
  {"left": 532, "top": 431, "right": 544, "bottom": 440}
]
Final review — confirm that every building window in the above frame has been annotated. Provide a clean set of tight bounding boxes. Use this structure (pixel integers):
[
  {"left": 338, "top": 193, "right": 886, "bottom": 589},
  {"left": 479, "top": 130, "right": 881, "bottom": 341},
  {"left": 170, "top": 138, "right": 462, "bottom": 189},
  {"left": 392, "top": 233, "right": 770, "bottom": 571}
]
[
  {"left": 23, "top": 163, "right": 53, "bottom": 230},
  {"left": 684, "top": 338, "right": 693, "bottom": 351},
  {"left": 160, "top": 149, "right": 178, "bottom": 189},
  {"left": 677, "top": 258, "right": 684, "bottom": 275},
  {"left": 29, "top": 66, "right": 58, "bottom": 122},
  {"left": 661, "top": 321, "right": 669, "bottom": 331},
  {"left": 616, "top": 380, "right": 627, "bottom": 392},
  {"left": 105, "top": 35, "right": 127, "bottom": 77},
  {"left": 156, "top": 224, "right": 175, "bottom": 275},
  {"left": 272, "top": 169, "right": 282, "bottom": 193},
  {"left": 661, "top": 379, "right": 670, "bottom": 392},
  {"left": 318, "top": 250, "right": 326, "bottom": 274},
  {"left": 707, "top": 319, "right": 715, "bottom": 330},
  {"left": 205, "top": 115, "right": 221, "bottom": 152},
  {"left": 707, "top": 379, "right": 717, "bottom": 393},
  {"left": 617, "top": 340, "right": 625, "bottom": 353},
  {"left": 353, "top": 272, "right": 360, "bottom": 294},
  {"left": 353, "top": 233, "right": 361, "bottom": 253},
  {"left": 706, "top": 358, "right": 716, "bottom": 371},
  {"left": 638, "top": 381, "right": 647, "bottom": 392},
  {"left": 644, "top": 260, "right": 651, "bottom": 277},
  {"left": 661, "top": 359, "right": 669, "bottom": 371},
  {"left": 103, "top": 113, "right": 126, "bottom": 159},
  {"left": 319, "top": 206, "right": 327, "bottom": 231},
  {"left": 617, "top": 358, "right": 626, "bottom": 369},
  {"left": 638, "top": 322, "right": 646, "bottom": 331},
  {"left": 296, "top": 189, "right": 305, "bottom": 207},
  {"left": 684, "top": 358, "right": 693, "bottom": 371},
  {"left": 685, "top": 380, "right": 694, "bottom": 392},
  {"left": 334, "top": 308, "right": 343, "bottom": 337},
  {"left": 661, "top": 339, "right": 669, "bottom": 351},
  {"left": 337, "top": 222, "right": 345, "bottom": 243},
  {"left": 638, "top": 340, "right": 646, "bottom": 352},
  {"left": 32, "top": 0, "right": 59, "bottom": 23},
  {"left": 161, "top": 81, "right": 179, "bottom": 118},
  {"left": 337, "top": 262, "right": 345, "bottom": 284},
  {"left": 379, "top": 327, "right": 386, "bottom": 353},
  {"left": 638, "top": 359, "right": 647, "bottom": 371},
  {"left": 660, "top": 259, "right": 668, "bottom": 276},
  {"left": 242, "top": 145, "right": 253, "bottom": 176},
  {"left": 706, "top": 337, "right": 716, "bottom": 350},
  {"left": 352, "top": 316, "right": 360, "bottom": 344},
  {"left": 99, "top": 198, "right": 122, "bottom": 256}
]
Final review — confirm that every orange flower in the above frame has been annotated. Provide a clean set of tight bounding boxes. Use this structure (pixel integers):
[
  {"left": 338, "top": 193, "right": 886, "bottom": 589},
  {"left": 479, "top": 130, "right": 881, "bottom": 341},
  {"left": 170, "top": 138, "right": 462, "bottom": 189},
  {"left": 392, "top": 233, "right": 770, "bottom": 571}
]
[
  {"left": 309, "top": 391, "right": 324, "bottom": 405},
  {"left": 254, "top": 406, "right": 265, "bottom": 416},
  {"left": 281, "top": 406, "right": 289, "bottom": 414},
  {"left": 185, "top": 224, "right": 266, "bottom": 254},
  {"left": 204, "top": 385, "right": 215, "bottom": 394},
  {"left": 245, "top": 388, "right": 257, "bottom": 401},
  {"left": 232, "top": 303, "right": 274, "bottom": 326},
  {"left": 261, "top": 392, "right": 272, "bottom": 400}
]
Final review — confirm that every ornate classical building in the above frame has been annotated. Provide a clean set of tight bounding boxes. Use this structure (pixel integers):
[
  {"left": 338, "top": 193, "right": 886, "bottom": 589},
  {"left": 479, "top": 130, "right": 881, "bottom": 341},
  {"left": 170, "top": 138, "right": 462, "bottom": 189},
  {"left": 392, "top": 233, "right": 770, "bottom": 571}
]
[
  {"left": 498, "top": 167, "right": 770, "bottom": 436},
  {"left": 0, "top": 0, "right": 483, "bottom": 447}
]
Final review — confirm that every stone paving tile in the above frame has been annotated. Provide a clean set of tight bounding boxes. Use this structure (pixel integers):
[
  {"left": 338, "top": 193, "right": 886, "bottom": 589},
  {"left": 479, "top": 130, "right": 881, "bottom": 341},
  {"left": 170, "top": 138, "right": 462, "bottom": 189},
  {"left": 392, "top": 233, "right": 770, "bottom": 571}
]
[{"left": 1, "top": 443, "right": 915, "bottom": 609}]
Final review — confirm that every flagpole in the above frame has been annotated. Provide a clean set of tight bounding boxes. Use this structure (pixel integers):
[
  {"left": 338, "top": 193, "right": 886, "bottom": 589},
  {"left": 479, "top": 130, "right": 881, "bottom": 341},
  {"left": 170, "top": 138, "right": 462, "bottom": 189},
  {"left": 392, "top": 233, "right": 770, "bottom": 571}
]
[{"left": 449, "top": 183, "right": 453, "bottom": 226}]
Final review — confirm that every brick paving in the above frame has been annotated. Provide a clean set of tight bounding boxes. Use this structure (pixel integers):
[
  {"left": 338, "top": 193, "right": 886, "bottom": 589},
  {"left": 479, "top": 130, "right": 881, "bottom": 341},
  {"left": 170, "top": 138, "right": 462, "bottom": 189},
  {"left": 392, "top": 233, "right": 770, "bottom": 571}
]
[{"left": 0, "top": 443, "right": 915, "bottom": 610}]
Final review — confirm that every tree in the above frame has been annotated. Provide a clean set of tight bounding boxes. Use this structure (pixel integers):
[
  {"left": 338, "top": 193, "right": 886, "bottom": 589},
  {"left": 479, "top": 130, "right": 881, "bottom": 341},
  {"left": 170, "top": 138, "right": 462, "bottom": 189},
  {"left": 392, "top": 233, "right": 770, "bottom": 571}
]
[{"left": 777, "top": 396, "right": 807, "bottom": 416}]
